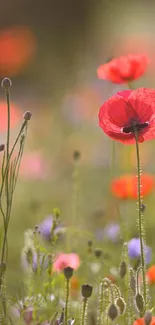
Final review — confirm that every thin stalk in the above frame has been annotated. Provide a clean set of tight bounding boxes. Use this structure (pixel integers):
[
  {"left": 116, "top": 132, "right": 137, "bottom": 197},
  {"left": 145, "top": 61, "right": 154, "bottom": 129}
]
[
  {"left": 64, "top": 278, "right": 70, "bottom": 325},
  {"left": 134, "top": 131, "right": 146, "bottom": 306},
  {"left": 81, "top": 298, "right": 88, "bottom": 325}
]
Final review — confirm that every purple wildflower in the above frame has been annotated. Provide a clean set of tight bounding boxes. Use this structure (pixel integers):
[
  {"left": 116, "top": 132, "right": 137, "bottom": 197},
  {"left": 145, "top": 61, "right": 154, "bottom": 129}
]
[
  {"left": 128, "top": 238, "right": 152, "bottom": 265},
  {"left": 21, "top": 248, "right": 47, "bottom": 273},
  {"left": 96, "top": 223, "right": 120, "bottom": 243},
  {"left": 39, "top": 216, "right": 65, "bottom": 242}
]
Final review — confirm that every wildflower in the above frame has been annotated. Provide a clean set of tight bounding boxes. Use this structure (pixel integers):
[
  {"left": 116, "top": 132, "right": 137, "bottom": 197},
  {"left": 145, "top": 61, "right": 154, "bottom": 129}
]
[
  {"left": 98, "top": 223, "right": 120, "bottom": 243},
  {"left": 111, "top": 174, "right": 154, "bottom": 199},
  {"left": 97, "top": 54, "right": 148, "bottom": 84},
  {"left": 38, "top": 216, "right": 65, "bottom": 242},
  {"left": 0, "top": 26, "right": 36, "bottom": 76},
  {"left": 98, "top": 88, "right": 155, "bottom": 144},
  {"left": 128, "top": 238, "right": 151, "bottom": 265},
  {"left": 70, "top": 276, "right": 80, "bottom": 291},
  {"left": 146, "top": 265, "right": 155, "bottom": 284},
  {"left": 134, "top": 317, "right": 155, "bottom": 325},
  {"left": 53, "top": 253, "right": 80, "bottom": 272}
]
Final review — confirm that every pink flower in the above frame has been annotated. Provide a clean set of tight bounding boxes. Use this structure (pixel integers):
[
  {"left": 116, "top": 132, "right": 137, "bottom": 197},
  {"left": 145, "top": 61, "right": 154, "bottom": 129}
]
[
  {"left": 19, "top": 152, "right": 49, "bottom": 180},
  {"left": 53, "top": 253, "right": 80, "bottom": 272}
]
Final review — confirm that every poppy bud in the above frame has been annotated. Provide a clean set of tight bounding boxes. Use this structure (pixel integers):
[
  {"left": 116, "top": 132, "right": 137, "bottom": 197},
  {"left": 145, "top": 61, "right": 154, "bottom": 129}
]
[
  {"left": 119, "top": 261, "right": 127, "bottom": 278},
  {"left": 1, "top": 77, "right": 12, "bottom": 89},
  {"left": 108, "top": 304, "right": 118, "bottom": 321},
  {"left": 136, "top": 293, "right": 144, "bottom": 313},
  {"left": 81, "top": 284, "right": 93, "bottom": 298},
  {"left": 23, "top": 111, "right": 32, "bottom": 121},
  {"left": 144, "top": 311, "right": 152, "bottom": 325},
  {"left": 73, "top": 150, "right": 81, "bottom": 161},
  {"left": 0, "top": 144, "right": 5, "bottom": 152},
  {"left": 116, "top": 297, "right": 126, "bottom": 315},
  {"left": 64, "top": 267, "right": 74, "bottom": 279},
  {"left": 94, "top": 248, "right": 102, "bottom": 258}
]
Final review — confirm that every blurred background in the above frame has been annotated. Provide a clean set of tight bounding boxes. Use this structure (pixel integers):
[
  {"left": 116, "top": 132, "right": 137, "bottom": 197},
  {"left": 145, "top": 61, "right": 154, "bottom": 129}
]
[{"left": 1, "top": 0, "right": 155, "bottom": 291}]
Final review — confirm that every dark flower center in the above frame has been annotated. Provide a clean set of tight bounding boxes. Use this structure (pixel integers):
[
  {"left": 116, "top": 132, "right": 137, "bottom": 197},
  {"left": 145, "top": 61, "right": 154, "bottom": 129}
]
[{"left": 122, "top": 121, "right": 149, "bottom": 134}]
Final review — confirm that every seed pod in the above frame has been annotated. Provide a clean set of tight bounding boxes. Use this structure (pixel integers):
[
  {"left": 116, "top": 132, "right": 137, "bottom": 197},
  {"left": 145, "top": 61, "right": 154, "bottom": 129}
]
[
  {"left": 108, "top": 304, "right": 118, "bottom": 321},
  {"left": 81, "top": 284, "right": 93, "bottom": 298},
  {"left": 119, "top": 261, "right": 127, "bottom": 278},
  {"left": 64, "top": 267, "right": 73, "bottom": 279},
  {"left": 1, "top": 77, "right": 12, "bottom": 89},
  {"left": 94, "top": 248, "right": 102, "bottom": 258},
  {"left": 23, "top": 111, "right": 32, "bottom": 121},
  {"left": 144, "top": 311, "right": 152, "bottom": 325},
  {"left": 135, "top": 293, "right": 144, "bottom": 314},
  {"left": 116, "top": 297, "right": 126, "bottom": 315}
]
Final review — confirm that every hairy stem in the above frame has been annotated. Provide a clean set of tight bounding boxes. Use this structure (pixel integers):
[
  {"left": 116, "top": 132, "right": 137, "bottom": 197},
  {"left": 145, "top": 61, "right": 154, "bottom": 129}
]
[
  {"left": 134, "top": 131, "right": 146, "bottom": 308},
  {"left": 64, "top": 278, "right": 70, "bottom": 325}
]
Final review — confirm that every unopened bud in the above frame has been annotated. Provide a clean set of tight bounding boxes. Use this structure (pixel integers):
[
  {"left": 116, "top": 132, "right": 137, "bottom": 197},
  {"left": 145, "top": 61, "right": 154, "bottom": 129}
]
[
  {"left": 94, "top": 248, "right": 102, "bottom": 258},
  {"left": 144, "top": 311, "right": 152, "bottom": 325},
  {"left": 23, "top": 111, "right": 32, "bottom": 121},
  {"left": 0, "top": 144, "right": 5, "bottom": 152},
  {"left": 136, "top": 293, "right": 144, "bottom": 313},
  {"left": 1, "top": 77, "right": 12, "bottom": 89},
  {"left": 64, "top": 267, "right": 73, "bottom": 279},
  {"left": 81, "top": 284, "right": 93, "bottom": 298},
  {"left": 108, "top": 304, "right": 118, "bottom": 321},
  {"left": 119, "top": 261, "right": 127, "bottom": 278},
  {"left": 116, "top": 297, "right": 126, "bottom": 315},
  {"left": 73, "top": 150, "right": 81, "bottom": 161}
]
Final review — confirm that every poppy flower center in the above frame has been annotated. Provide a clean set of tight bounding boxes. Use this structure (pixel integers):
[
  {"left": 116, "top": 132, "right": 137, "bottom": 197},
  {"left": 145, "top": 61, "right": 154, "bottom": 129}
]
[{"left": 122, "top": 120, "right": 149, "bottom": 134}]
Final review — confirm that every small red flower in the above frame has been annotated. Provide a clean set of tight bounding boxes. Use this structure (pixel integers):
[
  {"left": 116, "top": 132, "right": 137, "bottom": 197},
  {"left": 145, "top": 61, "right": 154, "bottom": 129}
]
[
  {"left": 134, "top": 317, "right": 155, "bottom": 325},
  {"left": 0, "top": 26, "right": 36, "bottom": 76},
  {"left": 111, "top": 174, "right": 154, "bottom": 200},
  {"left": 99, "top": 88, "right": 155, "bottom": 144},
  {"left": 146, "top": 265, "right": 155, "bottom": 284},
  {"left": 97, "top": 54, "right": 148, "bottom": 84}
]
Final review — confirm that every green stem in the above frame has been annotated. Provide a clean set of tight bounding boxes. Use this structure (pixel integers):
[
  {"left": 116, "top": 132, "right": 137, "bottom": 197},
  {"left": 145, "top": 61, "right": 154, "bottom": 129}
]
[
  {"left": 81, "top": 298, "right": 88, "bottom": 325},
  {"left": 64, "top": 278, "right": 70, "bottom": 325},
  {"left": 134, "top": 131, "right": 146, "bottom": 307}
]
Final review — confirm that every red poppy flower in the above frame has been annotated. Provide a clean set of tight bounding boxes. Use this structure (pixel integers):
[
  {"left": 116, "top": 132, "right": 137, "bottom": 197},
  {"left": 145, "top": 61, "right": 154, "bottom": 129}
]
[
  {"left": 134, "top": 317, "right": 155, "bottom": 325},
  {"left": 111, "top": 174, "right": 154, "bottom": 199},
  {"left": 99, "top": 88, "right": 155, "bottom": 144},
  {"left": 97, "top": 54, "right": 148, "bottom": 84},
  {"left": 146, "top": 265, "right": 155, "bottom": 284},
  {"left": 0, "top": 100, "right": 21, "bottom": 131},
  {"left": 0, "top": 26, "right": 36, "bottom": 76}
]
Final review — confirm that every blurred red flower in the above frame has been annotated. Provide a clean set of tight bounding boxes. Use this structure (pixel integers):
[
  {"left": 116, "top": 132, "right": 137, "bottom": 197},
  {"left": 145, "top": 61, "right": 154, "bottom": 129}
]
[
  {"left": 0, "top": 100, "right": 21, "bottom": 131},
  {"left": 134, "top": 317, "right": 155, "bottom": 325},
  {"left": 19, "top": 152, "right": 49, "bottom": 181},
  {"left": 97, "top": 54, "right": 148, "bottom": 84},
  {"left": 146, "top": 265, "right": 155, "bottom": 284},
  {"left": 99, "top": 88, "right": 155, "bottom": 144},
  {"left": 0, "top": 26, "right": 36, "bottom": 76},
  {"left": 111, "top": 174, "right": 154, "bottom": 199},
  {"left": 53, "top": 253, "right": 80, "bottom": 272}
]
